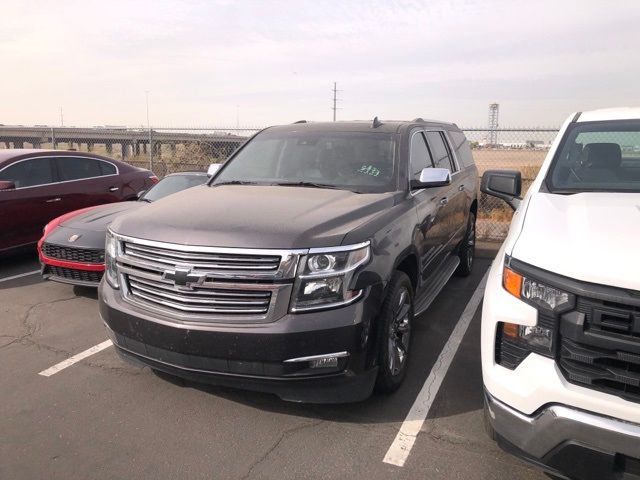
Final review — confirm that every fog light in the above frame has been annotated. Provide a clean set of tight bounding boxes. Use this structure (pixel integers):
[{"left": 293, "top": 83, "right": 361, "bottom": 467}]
[{"left": 310, "top": 357, "right": 339, "bottom": 369}]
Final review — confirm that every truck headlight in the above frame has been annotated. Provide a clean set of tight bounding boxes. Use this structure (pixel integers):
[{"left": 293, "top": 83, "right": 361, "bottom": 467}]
[
  {"left": 496, "top": 258, "right": 575, "bottom": 368},
  {"left": 105, "top": 230, "right": 120, "bottom": 289},
  {"left": 290, "top": 242, "right": 370, "bottom": 312}
]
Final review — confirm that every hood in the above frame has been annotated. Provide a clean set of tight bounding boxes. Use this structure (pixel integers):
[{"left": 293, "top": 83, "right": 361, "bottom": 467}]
[
  {"left": 110, "top": 185, "right": 397, "bottom": 249},
  {"left": 511, "top": 192, "right": 640, "bottom": 291},
  {"left": 43, "top": 202, "right": 143, "bottom": 251},
  {"left": 61, "top": 202, "right": 144, "bottom": 232}
]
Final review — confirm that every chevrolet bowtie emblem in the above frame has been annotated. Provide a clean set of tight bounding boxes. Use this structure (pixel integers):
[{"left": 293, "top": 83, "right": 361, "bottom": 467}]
[{"left": 162, "top": 267, "right": 207, "bottom": 289}]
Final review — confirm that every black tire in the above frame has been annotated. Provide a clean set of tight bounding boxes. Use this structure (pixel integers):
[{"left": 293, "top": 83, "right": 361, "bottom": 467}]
[
  {"left": 375, "top": 271, "right": 414, "bottom": 393},
  {"left": 455, "top": 212, "right": 476, "bottom": 277}
]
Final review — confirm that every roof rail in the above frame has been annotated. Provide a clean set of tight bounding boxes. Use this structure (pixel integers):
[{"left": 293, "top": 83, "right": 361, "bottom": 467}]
[
  {"left": 372, "top": 116, "right": 383, "bottom": 128},
  {"left": 412, "top": 117, "right": 425, "bottom": 122},
  {"left": 293, "top": 120, "right": 307, "bottom": 124}
]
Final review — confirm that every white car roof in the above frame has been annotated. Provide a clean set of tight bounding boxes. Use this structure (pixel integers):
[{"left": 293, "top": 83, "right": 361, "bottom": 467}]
[{"left": 577, "top": 107, "right": 640, "bottom": 122}]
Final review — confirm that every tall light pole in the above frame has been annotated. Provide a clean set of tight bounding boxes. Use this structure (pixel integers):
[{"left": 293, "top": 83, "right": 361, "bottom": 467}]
[{"left": 146, "top": 91, "right": 153, "bottom": 171}]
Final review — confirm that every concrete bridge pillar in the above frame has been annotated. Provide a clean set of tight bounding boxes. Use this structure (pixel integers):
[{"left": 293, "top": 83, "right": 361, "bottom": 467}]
[
  {"left": 87, "top": 143, "right": 94, "bottom": 152},
  {"left": 32, "top": 141, "right": 41, "bottom": 148},
  {"left": 153, "top": 142, "right": 162, "bottom": 158},
  {"left": 170, "top": 143, "right": 177, "bottom": 156},
  {"left": 106, "top": 143, "right": 113, "bottom": 154},
  {"left": 121, "top": 142, "right": 131, "bottom": 160},
  {"left": 15, "top": 141, "right": 24, "bottom": 148},
  {"left": 142, "top": 143, "right": 147, "bottom": 154}
]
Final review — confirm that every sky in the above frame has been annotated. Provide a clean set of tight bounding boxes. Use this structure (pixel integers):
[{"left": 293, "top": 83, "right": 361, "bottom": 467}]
[{"left": 1, "top": 0, "right": 639, "bottom": 128}]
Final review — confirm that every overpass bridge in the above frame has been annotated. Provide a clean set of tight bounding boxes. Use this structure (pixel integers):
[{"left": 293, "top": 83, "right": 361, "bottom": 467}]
[{"left": 0, "top": 126, "right": 248, "bottom": 159}]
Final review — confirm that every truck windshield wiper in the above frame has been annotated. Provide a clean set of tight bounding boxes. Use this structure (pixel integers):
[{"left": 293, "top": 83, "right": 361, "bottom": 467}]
[
  {"left": 274, "top": 181, "right": 342, "bottom": 190},
  {"left": 211, "top": 180, "right": 260, "bottom": 186}
]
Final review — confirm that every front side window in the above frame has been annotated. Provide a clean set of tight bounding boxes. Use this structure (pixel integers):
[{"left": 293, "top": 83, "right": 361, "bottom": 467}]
[
  {"left": 58, "top": 157, "right": 104, "bottom": 181},
  {"left": 425, "top": 132, "right": 454, "bottom": 171},
  {"left": 409, "top": 131, "right": 433, "bottom": 181},
  {"left": 212, "top": 130, "right": 397, "bottom": 193},
  {"left": 548, "top": 120, "right": 640, "bottom": 193},
  {"left": 0, "top": 158, "right": 55, "bottom": 188}
]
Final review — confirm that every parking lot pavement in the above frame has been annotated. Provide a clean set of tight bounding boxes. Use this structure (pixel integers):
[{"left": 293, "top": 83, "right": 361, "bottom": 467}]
[{"left": 0, "top": 249, "right": 546, "bottom": 480}]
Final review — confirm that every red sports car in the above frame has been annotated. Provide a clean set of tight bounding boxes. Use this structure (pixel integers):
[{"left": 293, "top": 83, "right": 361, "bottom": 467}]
[{"left": 0, "top": 149, "right": 157, "bottom": 253}]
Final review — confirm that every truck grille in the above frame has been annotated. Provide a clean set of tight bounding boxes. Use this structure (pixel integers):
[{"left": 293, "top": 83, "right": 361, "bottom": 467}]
[
  {"left": 115, "top": 237, "right": 301, "bottom": 323},
  {"left": 559, "top": 338, "right": 640, "bottom": 403},
  {"left": 122, "top": 242, "right": 281, "bottom": 274},
  {"left": 126, "top": 274, "right": 272, "bottom": 315},
  {"left": 43, "top": 243, "right": 104, "bottom": 264}
]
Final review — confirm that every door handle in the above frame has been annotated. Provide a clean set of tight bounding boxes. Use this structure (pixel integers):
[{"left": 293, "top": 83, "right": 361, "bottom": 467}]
[
  {"left": 45, "top": 197, "right": 62, "bottom": 203},
  {"left": 458, "top": 184, "right": 465, "bottom": 191},
  {"left": 439, "top": 197, "right": 448, "bottom": 206},
  {"left": 108, "top": 186, "right": 119, "bottom": 192}
]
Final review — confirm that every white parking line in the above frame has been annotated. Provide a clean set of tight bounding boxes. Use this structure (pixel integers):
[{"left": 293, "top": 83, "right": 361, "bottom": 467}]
[
  {"left": 38, "top": 340, "right": 113, "bottom": 377},
  {"left": 0, "top": 270, "right": 40, "bottom": 283},
  {"left": 383, "top": 270, "right": 489, "bottom": 467}
]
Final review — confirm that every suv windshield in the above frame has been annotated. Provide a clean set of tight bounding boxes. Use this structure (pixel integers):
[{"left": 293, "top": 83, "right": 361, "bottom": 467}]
[
  {"left": 212, "top": 130, "right": 397, "bottom": 193},
  {"left": 140, "top": 174, "right": 206, "bottom": 202},
  {"left": 547, "top": 120, "right": 640, "bottom": 193}
]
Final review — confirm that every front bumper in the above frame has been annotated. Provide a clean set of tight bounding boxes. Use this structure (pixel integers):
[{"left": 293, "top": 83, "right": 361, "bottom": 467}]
[
  {"left": 99, "top": 280, "right": 383, "bottom": 403},
  {"left": 485, "top": 390, "right": 640, "bottom": 480}
]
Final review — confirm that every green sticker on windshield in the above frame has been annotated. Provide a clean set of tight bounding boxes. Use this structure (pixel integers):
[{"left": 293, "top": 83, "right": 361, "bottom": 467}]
[{"left": 359, "top": 164, "right": 381, "bottom": 177}]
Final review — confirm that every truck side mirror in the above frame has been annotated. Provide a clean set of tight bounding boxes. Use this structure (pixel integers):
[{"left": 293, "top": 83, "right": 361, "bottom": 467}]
[
  {"left": 410, "top": 168, "right": 451, "bottom": 189},
  {"left": 481, "top": 170, "right": 522, "bottom": 211},
  {"left": 207, "top": 164, "right": 221, "bottom": 177},
  {"left": 0, "top": 180, "right": 16, "bottom": 191}
]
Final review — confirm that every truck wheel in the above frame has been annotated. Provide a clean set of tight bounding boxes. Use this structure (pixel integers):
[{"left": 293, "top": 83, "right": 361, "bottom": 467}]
[
  {"left": 375, "top": 271, "right": 414, "bottom": 393},
  {"left": 455, "top": 212, "right": 476, "bottom": 277}
]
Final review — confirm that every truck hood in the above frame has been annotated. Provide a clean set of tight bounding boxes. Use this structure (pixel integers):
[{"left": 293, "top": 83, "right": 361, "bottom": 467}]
[
  {"left": 110, "top": 185, "right": 397, "bottom": 249},
  {"left": 511, "top": 192, "right": 640, "bottom": 291}
]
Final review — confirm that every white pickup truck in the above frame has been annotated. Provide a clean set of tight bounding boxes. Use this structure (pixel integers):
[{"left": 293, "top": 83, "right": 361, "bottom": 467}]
[{"left": 480, "top": 108, "right": 640, "bottom": 480}]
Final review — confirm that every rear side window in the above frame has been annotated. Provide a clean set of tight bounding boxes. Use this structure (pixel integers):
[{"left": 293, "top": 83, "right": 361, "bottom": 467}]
[
  {"left": 409, "top": 132, "right": 434, "bottom": 180},
  {"left": 449, "top": 131, "right": 474, "bottom": 168},
  {"left": 425, "top": 132, "right": 454, "bottom": 171},
  {"left": 0, "top": 158, "right": 56, "bottom": 188},
  {"left": 100, "top": 161, "right": 117, "bottom": 175},
  {"left": 58, "top": 157, "right": 104, "bottom": 181}
]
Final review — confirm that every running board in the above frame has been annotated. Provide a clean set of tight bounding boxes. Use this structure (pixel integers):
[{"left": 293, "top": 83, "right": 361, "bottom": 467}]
[{"left": 414, "top": 256, "right": 460, "bottom": 316}]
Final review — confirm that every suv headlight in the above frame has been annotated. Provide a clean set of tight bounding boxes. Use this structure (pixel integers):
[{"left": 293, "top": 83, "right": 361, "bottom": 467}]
[
  {"left": 290, "top": 242, "right": 370, "bottom": 312},
  {"left": 105, "top": 230, "right": 120, "bottom": 289},
  {"left": 497, "top": 257, "right": 575, "bottom": 368}
]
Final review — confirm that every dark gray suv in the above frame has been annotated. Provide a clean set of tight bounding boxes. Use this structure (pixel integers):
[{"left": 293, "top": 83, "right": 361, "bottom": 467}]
[{"left": 98, "top": 118, "right": 479, "bottom": 403}]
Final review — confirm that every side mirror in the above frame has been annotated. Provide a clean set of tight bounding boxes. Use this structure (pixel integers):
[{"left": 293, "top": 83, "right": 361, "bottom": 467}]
[
  {"left": 0, "top": 180, "right": 16, "bottom": 191},
  {"left": 481, "top": 170, "right": 522, "bottom": 211},
  {"left": 410, "top": 168, "right": 451, "bottom": 190},
  {"left": 207, "top": 164, "right": 221, "bottom": 177}
]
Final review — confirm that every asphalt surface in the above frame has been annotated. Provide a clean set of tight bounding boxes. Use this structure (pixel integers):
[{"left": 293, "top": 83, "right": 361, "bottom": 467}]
[{"left": 0, "top": 247, "right": 546, "bottom": 480}]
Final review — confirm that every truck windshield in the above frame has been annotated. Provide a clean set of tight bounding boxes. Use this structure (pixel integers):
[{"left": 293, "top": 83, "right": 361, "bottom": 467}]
[
  {"left": 212, "top": 130, "right": 397, "bottom": 193},
  {"left": 547, "top": 120, "right": 640, "bottom": 193}
]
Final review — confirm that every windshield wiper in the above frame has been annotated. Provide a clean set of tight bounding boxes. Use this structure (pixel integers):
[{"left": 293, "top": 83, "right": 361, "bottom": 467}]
[
  {"left": 138, "top": 198, "right": 152, "bottom": 203},
  {"left": 274, "top": 181, "right": 343, "bottom": 190},
  {"left": 211, "top": 180, "right": 259, "bottom": 186}
]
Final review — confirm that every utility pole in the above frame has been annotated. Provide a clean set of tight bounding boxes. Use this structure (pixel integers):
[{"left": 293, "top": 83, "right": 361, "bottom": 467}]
[
  {"left": 146, "top": 91, "right": 153, "bottom": 171},
  {"left": 332, "top": 82, "right": 341, "bottom": 121}
]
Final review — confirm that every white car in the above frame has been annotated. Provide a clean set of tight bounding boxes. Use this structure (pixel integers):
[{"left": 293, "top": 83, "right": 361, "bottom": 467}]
[{"left": 480, "top": 108, "right": 640, "bottom": 480}]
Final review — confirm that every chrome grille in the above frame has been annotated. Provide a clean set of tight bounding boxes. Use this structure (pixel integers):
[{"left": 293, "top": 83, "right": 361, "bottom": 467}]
[
  {"left": 126, "top": 274, "right": 272, "bottom": 315},
  {"left": 114, "top": 235, "right": 302, "bottom": 323},
  {"left": 123, "top": 242, "right": 281, "bottom": 273}
]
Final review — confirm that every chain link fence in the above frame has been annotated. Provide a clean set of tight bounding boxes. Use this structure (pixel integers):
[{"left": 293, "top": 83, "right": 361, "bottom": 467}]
[{"left": 0, "top": 125, "right": 559, "bottom": 241}]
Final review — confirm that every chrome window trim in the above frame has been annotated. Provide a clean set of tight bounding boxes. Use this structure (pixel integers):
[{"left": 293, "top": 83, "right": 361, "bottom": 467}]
[{"left": 0, "top": 155, "right": 120, "bottom": 191}]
